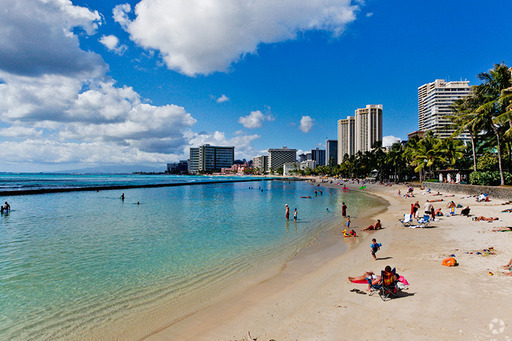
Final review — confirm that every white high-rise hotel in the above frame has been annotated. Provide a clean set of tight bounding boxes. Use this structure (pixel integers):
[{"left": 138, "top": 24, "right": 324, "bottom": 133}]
[
  {"left": 337, "top": 104, "right": 383, "bottom": 163},
  {"left": 418, "top": 79, "right": 471, "bottom": 139}
]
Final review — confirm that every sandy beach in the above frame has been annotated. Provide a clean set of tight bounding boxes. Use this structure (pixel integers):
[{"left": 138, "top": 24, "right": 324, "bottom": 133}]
[{"left": 145, "top": 180, "right": 512, "bottom": 341}]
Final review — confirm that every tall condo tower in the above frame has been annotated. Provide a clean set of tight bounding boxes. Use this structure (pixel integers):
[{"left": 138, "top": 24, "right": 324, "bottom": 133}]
[
  {"left": 355, "top": 104, "right": 383, "bottom": 153},
  {"left": 325, "top": 140, "right": 338, "bottom": 165},
  {"left": 268, "top": 147, "right": 297, "bottom": 171},
  {"left": 337, "top": 116, "right": 355, "bottom": 162},
  {"left": 189, "top": 144, "right": 234, "bottom": 174},
  {"left": 418, "top": 79, "right": 471, "bottom": 139},
  {"left": 337, "top": 105, "right": 382, "bottom": 163}
]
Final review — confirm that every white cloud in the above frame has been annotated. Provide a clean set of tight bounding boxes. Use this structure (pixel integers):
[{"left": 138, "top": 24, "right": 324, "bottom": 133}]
[
  {"left": 118, "top": 0, "right": 360, "bottom": 75},
  {"left": 239, "top": 110, "right": 274, "bottom": 129},
  {"left": 366, "top": 12, "right": 373, "bottom": 17},
  {"left": 382, "top": 135, "right": 402, "bottom": 147},
  {"left": 113, "top": 3, "right": 132, "bottom": 30},
  {"left": 99, "top": 35, "right": 127, "bottom": 55},
  {"left": 216, "top": 94, "right": 230, "bottom": 103},
  {"left": 299, "top": 115, "right": 314, "bottom": 133},
  {"left": 0, "top": 0, "right": 105, "bottom": 77}
]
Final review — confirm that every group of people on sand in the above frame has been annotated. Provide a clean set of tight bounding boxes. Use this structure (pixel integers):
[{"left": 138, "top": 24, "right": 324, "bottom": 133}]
[{"left": 1, "top": 201, "right": 10, "bottom": 214}]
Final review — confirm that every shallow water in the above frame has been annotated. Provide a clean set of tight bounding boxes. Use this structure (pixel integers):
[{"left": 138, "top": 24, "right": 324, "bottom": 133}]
[{"left": 0, "top": 178, "right": 383, "bottom": 339}]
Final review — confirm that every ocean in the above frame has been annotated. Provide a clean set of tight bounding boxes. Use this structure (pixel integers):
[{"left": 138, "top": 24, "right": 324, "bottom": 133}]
[{"left": 0, "top": 174, "right": 384, "bottom": 339}]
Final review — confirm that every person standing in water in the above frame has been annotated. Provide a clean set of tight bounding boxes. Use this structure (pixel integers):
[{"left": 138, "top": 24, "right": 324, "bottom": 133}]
[
  {"left": 293, "top": 208, "right": 297, "bottom": 222},
  {"left": 120, "top": 193, "right": 125, "bottom": 200},
  {"left": 4, "top": 201, "right": 10, "bottom": 211},
  {"left": 285, "top": 204, "right": 290, "bottom": 220}
]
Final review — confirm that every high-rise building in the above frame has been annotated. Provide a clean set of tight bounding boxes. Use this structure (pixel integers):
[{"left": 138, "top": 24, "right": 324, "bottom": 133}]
[
  {"left": 189, "top": 144, "right": 234, "bottom": 173},
  {"left": 189, "top": 148, "right": 200, "bottom": 173},
  {"left": 418, "top": 79, "right": 471, "bottom": 139},
  {"left": 252, "top": 155, "right": 268, "bottom": 173},
  {"left": 337, "top": 116, "right": 355, "bottom": 162},
  {"left": 325, "top": 140, "right": 338, "bottom": 165},
  {"left": 337, "top": 105, "right": 382, "bottom": 162},
  {"left": 268, "top": 147, "right": 297, "bottom": 171},
  {"left": 355, "top": 104, "right": 383, "bottom": 153},
  {"left": 311, "top": 148, "right": 326, "bottom": 167}
]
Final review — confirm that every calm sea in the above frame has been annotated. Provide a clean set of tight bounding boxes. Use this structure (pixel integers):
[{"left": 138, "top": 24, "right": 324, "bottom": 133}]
[{"left": 0, "top": 174, "right": 383, "bottom": 339}]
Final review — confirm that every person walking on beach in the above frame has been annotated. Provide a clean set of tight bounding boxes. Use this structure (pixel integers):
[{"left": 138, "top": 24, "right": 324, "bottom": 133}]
[
  {"left": 294, "top": 208, "right": 297, "bottom": 222},
  {"left": 424, "top": 201, "right": 433, "bottom": 217},
  {"left": 285, "top": 204, "right": 290, "bottom": 220},
  {"left": 371, "top": 238, "right": 381, "bottom": 260},
  {"left": 342, "top": 202, "right": 347, "bottom": 217}
]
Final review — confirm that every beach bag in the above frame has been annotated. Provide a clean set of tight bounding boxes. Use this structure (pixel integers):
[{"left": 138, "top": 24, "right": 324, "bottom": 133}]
[{"left": 442, "top": 257, "right": 458, "bottom": 267}]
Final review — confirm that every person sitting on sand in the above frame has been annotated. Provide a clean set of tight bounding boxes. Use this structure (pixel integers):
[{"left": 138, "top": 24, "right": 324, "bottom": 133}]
[
  {"left": 461, "top": 206, "right": 471, "bottom": 216},
  {"left": 434, "top": 208, "right": 444, "bottom": 216},
  {"left": 472, "top": 216, "right": 499, "bottom": 221},
  {"left": 363, "top": 219, "right": 382, "bottom": 231},
  {"left": 349, "top": 266, "right": 398, "bottom": 290}
]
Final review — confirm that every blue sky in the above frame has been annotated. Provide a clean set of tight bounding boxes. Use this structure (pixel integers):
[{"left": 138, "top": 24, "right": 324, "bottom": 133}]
[{"left": 0, "top": 0, "right": 511, "bottom": 172}]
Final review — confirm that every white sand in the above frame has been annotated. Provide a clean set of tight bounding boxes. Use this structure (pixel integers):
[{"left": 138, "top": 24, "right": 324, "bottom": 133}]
[{"left": 145, "top": 181, "right": 512, "bottom": 341}]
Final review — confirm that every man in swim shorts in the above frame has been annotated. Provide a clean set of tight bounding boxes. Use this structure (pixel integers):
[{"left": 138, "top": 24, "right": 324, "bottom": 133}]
[{"left": 285, "top": 204, "right": 290, "bottom": 220}]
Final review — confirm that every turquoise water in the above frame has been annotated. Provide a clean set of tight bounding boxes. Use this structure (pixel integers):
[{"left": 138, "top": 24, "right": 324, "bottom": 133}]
[{"left": 0, "top": 178, "right": 382, "bottom": 339}]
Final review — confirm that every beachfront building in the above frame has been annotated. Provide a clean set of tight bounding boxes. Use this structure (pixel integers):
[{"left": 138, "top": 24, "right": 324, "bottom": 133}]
[
  {"left": 268, "top": 147, "right": 297, "bottom": 172},
  {"left": 355, "top": 104, "right": 383, "bottom": 153},
  {"left": 283, "top": 162, "right": 300, "bottom": 176},
  {"left": 337, "top": 116, "right": 355, "bottom": 162},
  {"left": 300, "top": 160, "right": 316, "bottom": 170},
  {"left": 189, "top": 144, "right": 235, "bottom": 174},
  {"left": 298, "top": 153, "right": 307, "bottom": 162},
  {"left": 252, "top": 155, "right": 268, "bottom": 173},
  {"left": 337, "top": 105, "right": 382, "bottom": 162},
  {"left": 311, "top": 148, "right": 326, "bottom": 167},
  {"left": 326, "top": 139, "right": 338, "bottom": 165},
  {"left": 418, "top": 79, "right": 471, "bottom": 139}
]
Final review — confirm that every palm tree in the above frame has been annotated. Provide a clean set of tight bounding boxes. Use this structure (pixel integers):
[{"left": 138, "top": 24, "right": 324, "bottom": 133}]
[
  {"left": 386, "top": 143, "right": 405, "bottom": 182},
  {"left": 439, "top": 138, "right": 465, "bottom": 167},
  {"left": 474, "top": 63, "right": 512, "bottom": 185},
  {"left": 409, "top": 132, "right": 445, "bottom": 182},
  {"left": 449, "top": 93, "right": 486, "bottom": 171}
]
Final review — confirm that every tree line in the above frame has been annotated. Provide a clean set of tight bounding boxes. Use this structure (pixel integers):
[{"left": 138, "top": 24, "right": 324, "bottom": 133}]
[{"left": 291, "top": 63, "right": 512, "bottom": 186}]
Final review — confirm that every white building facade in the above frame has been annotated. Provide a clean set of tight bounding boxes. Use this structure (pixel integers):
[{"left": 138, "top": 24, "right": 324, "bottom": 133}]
[{"left": 418, "top": 79, "right": 471, "bottom": 139}]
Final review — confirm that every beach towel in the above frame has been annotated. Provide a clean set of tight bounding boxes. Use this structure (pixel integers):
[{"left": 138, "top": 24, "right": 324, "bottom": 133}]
[{"left": 442, "top": 257, "right": 458, "bottom": 267}]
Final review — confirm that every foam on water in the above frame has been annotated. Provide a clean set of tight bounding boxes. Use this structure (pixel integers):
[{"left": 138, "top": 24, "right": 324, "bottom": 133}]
[{"left": 0, "top": 177, "right": 383, "bottom": 339}]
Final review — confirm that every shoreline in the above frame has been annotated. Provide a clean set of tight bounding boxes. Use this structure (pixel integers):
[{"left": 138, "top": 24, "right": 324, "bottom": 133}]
[
  {"left": 145, "top": 179, "right": 512, "bottom": 340},
  {"left": 143, "top": 180, "right": 389, "bottom": 340}
]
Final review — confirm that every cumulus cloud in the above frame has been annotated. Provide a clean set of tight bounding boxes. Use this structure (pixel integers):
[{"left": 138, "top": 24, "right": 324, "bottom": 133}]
[
  {"left": 382, "top": 135, "right": 402, "bottom": 147},
  {"left": 0, "top": 0, "right": 105, "bottom": 77},
  {"left": 99, "top": 35, "right": 127, "bottom": 55},
  {"left": 0, "top": 0, "right": 206, "bottom": 169},
  {"left": 239, "top": 110, "right": 274, "bottom": 129},
  {"left": 117, "top": 0, "right": 360, "bottom": 75},
  {"left": 366, "top": 12, "right": 373, "bottom": 17},
  {"left": 216, "top": 94, "right": 230, "bottom": 103},
  {"left": 299, "top": 116, "right": 314, "bottom": 133}
]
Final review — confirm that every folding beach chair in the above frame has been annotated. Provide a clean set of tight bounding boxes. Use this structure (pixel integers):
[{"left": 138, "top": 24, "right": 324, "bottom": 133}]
[
  {"left": 399, "top": 214, "right": 413, "bottom": 227},
  {"left": 368, "top": 268, "right": 400, "bottom": 301},
  {"left": 417, "top": 215, "right": 430, "bottom": 228}
]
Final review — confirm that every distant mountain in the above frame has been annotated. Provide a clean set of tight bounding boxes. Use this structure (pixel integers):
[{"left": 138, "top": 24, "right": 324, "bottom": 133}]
[{"left": 55, "top": 165, "right": 166, "bottom": 174}]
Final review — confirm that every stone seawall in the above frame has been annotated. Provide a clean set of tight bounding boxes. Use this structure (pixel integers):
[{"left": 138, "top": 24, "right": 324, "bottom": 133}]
[{"left": 422, "top": 182, "right": 512, "bottom": 200}]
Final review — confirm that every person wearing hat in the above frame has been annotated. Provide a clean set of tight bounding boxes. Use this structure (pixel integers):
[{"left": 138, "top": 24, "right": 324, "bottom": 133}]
[{"left": 285, "top": 204, "right": 290, "bottom": 220}]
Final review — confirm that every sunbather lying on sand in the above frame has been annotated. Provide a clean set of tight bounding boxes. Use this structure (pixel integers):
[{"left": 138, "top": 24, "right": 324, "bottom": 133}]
[
  {"left": 362, "top": 219, "right": 382, "bottom": 231},
  {"left": 502, "top": 208, "right": 512, "bottom": 213},
  {"left": 472, "top": 216, "right": 499, "bottom": 221}
]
